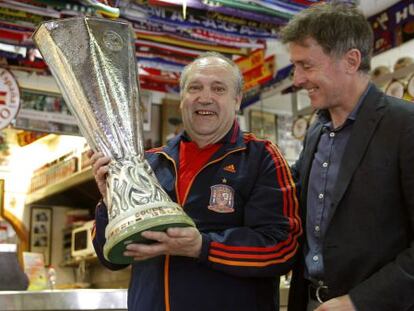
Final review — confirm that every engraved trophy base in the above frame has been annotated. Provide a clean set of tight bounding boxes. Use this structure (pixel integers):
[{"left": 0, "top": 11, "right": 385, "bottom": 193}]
[
  {"left": 104, "top": 207, "right": 195, "bottom": 264},
  {"left": 102, "top": 158, "right": 196, "bottom": 264}
]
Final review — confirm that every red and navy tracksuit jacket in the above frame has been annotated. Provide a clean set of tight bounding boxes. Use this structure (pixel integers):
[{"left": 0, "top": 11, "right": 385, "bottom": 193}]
[{"left": 92, "top": 123, "right": 302, "bottom": 311}]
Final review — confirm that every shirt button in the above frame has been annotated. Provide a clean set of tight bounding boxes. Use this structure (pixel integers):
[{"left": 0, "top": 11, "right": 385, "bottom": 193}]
[
  {"left": 312, "top": 255, "right": 319, "bottom": 262},
  {"left": 318, "top": 193, "right": 324, "bottom": 199},
  {"left": 322, "top": 162, "right": 328, "bottom": 168},
  {"left": 315, "top": 226, "right": 320, "bottom": 232},
  {"left": 329, "top": 132, "right": 335, "bottom": 138}
]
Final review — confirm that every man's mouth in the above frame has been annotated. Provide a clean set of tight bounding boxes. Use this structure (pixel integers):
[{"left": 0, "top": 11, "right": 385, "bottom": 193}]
[
  {"left": 307, "top": 87, "right": 318, "bottom": 95},
  {"left": 196, "top": 110, "right": 216, "bottom": 115}
]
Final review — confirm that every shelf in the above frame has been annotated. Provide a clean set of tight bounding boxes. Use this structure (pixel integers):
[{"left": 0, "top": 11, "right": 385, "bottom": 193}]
[
  {"left": 0, "top": 288, "right": 128, "bottom": 310},
  {"left": 25, "top": 168, "right": 101, "bottom": 208},
  {"left": 261, "top": 78, "right": 294, "bottom": 100},
  {"left": 60, "top": 254, "right": 98, "bottom": 268}
]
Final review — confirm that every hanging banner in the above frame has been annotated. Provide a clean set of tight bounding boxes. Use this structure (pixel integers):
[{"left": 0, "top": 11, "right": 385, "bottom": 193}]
[
  {"left": 369, "top": 0, "right": 414, "bottom": 55},
  {"left": 136, "top": 30, "right": 248, "bottom": 55},
  {"left": 134, "top": 3, "right": 279, "bottom": 39},
  {"left": 0, "top": 68, "right": 20, "bottom": 130},
  {"left": 235, "top": 49, "right": 265, "bottom": 73},
  {"left": 146, "top": 0, "right": 286, "bottom": 24},
  {"left": 235, "top": 51, "right": 276, "bottom": 92}
]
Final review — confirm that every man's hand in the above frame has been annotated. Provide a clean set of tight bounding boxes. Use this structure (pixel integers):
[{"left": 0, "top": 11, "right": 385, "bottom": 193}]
[
  {"left": 315, "top": 295, "right": 356, "bottom": 311},
  {"left": 87, "top": 150, "right": 111, "bottom": 200},
  {"left": 124, "top": 227, "right": 202, "bottom": 261}
]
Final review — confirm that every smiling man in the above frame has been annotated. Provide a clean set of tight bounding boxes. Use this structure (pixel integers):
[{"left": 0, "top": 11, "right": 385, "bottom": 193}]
[
  {"left": 90, "top": 52, "right": 301, "bottom": 311},
  {"left": 280, "top": 3, "right": 414, "bottom": 311},
  {"left": 179, "top": 55, "right": 242, "bottom": 148}
]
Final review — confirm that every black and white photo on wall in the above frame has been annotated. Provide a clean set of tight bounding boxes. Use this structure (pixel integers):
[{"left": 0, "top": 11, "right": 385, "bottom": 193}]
[{"left": 29, "top": 206, "right": 52, "bottom": 266}]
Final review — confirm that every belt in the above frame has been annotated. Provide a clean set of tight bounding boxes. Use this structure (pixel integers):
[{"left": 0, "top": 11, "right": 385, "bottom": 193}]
[{"left": 308, "top": 283, "right": 330, "bottom": 303}]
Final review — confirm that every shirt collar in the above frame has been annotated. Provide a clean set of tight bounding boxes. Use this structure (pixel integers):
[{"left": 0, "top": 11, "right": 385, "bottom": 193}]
[{"left": 317, "top": 83, "right": 372, "bottom": 128}]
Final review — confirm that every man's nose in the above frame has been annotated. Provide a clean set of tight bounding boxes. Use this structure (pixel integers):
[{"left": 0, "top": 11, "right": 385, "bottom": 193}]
[
  {"left": 199, "top": 88, "right": 213, "bottom": 103},
  {"left": 292, "top": 67, "right": 306, "bottom": 88}
]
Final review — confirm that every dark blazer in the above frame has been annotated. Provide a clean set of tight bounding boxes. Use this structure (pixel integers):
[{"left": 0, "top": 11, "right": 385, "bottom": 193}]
[{"left": 288, "top": 85, "right": 414, "bottom": 311}]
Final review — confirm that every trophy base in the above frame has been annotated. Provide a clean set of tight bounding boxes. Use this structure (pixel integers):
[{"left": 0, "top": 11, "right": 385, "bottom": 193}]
[{"left": 103, "top": 214, "right": 195, "bottom": 264}]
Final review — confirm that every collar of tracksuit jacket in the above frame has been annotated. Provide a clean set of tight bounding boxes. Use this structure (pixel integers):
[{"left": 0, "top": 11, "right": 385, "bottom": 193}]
[{"left": 152, "top": 120, "right": 247, "bottom": 183}]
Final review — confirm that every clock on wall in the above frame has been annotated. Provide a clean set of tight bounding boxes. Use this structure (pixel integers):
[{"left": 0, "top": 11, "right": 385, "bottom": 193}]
[{"left": 292, "top": 116, "right": 309, "bottom": 140}]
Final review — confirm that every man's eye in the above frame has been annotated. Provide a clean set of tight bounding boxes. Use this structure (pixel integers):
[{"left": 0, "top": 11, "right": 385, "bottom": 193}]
[
  {"left": 213, "top": 86, "right": 226, "bottom": 93},
  {"left": 188, "top": 85, "right": 201, "bottom": 91}
]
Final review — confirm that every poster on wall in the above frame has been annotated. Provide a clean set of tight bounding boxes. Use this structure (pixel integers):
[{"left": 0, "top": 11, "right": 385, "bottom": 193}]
[
  {"left": 369, "top": 0, "right": 414, "bottom": 55},
  {"left": 29, "top": 207, "right": 52, "bottom": 266},
  {"left": 14, "top": 90, "right": 80, "bottom": 135}
]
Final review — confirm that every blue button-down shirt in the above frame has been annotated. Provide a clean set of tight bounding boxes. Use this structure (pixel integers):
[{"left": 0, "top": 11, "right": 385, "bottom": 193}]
[{"left": 304, "top": 84, "right": 371, "bottom": 282}]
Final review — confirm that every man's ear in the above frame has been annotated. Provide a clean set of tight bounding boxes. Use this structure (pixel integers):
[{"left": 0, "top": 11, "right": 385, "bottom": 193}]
[
  {"left": 344, "top": 48, "right": 362, "bottom": 74},
  {"left": 179, "top": 92, "right": 184, "bottom": 108},
  {"left": 235, "top": 94, "right": 242, "bottom": 111}
]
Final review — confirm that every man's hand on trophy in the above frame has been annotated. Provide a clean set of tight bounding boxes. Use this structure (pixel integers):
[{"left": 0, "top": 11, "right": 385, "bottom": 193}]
[
  {"left": 123, "top": 227, "right": 202, "bottom": 261},
  {"left": 88, "top": 150, "right": 111, "bottom": 201}
]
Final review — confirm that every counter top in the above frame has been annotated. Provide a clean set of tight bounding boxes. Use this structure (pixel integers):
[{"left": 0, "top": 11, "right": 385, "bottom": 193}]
[
  {"left": 0, "top": 287, "right": 289, "bottom": 310},
  {"left": 0, "top": 289, "right": 127, "bottom": 310}
]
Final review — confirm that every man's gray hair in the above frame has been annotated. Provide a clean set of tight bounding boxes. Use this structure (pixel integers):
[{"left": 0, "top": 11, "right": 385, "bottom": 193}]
[
  {"left": 279, "top": 2, "right": 373, "bottom": 73},
  {"left": 180, "top": 52, "right": 244, "bottom": 95}
]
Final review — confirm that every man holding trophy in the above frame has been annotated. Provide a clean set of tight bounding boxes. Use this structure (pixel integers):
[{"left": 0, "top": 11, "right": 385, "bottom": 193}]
[
  {"left": 91, "top": 52, "right": 301, "bottom": 311},
  {"left": 34, "top": 17, "right": 301, "bottom": 311}
]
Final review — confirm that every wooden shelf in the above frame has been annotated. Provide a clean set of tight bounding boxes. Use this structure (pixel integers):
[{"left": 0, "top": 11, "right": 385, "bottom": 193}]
[
  {"left": 25, "top": 168, "right": 101, "bottom": 208},
  {"left": 60, "top": 254, "right": 98, "bottom": 267},
  {"left": 261, "top": 78, "right": 294, "bottom": 100}
]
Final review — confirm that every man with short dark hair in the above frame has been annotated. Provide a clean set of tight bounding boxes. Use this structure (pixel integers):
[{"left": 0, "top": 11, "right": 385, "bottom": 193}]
[{"left": 280, "top": 3, "right": 414, "bottom": 311}]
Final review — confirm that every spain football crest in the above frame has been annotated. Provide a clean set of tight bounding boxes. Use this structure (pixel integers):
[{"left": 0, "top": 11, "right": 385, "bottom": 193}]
[{"left": 208, "top": 184, "right": 235, "bottom": 213}]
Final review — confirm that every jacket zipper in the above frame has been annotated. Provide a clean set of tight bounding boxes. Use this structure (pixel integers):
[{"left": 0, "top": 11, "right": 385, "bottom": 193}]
[{"left": 155, "top": 146, "right": 246, "bottom": 311}]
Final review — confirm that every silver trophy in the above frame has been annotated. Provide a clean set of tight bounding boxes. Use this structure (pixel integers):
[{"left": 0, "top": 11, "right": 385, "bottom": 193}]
[{"left": 33, "top": 17, "right": 195, "bottom": 264}]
